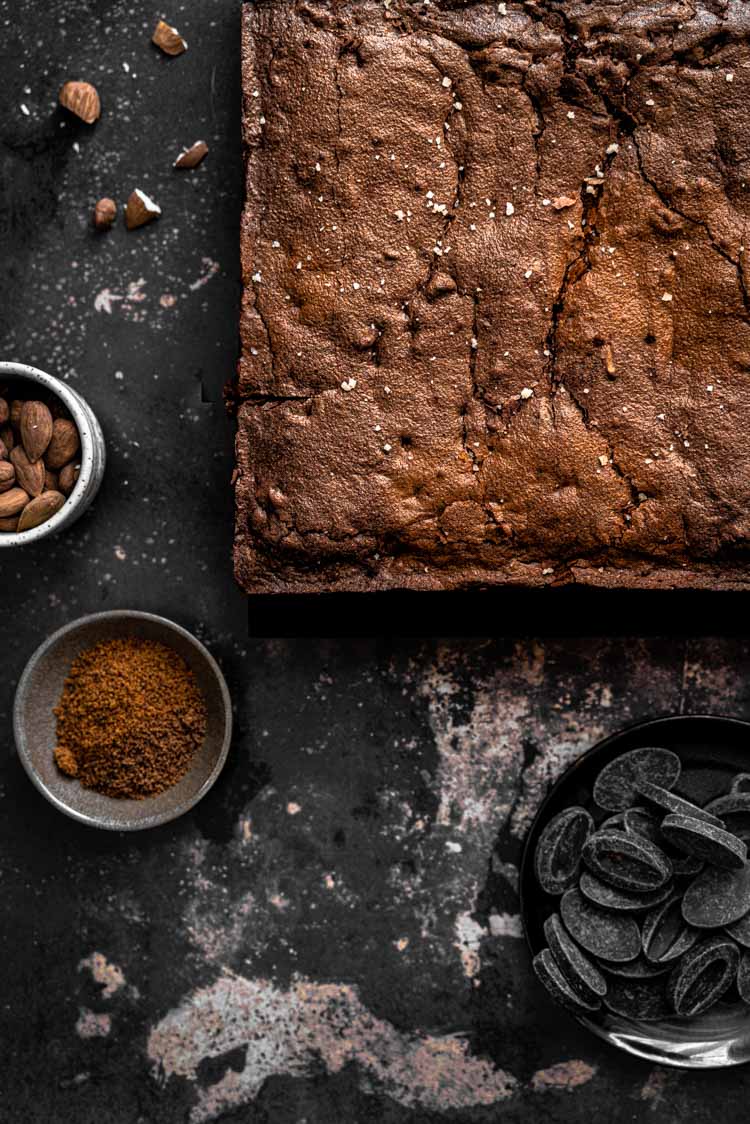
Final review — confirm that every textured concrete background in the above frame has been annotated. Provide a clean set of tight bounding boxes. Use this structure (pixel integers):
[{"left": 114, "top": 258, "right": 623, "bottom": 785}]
[{"left": 4, "top": 1, "right": 750, "bottom": 1122}]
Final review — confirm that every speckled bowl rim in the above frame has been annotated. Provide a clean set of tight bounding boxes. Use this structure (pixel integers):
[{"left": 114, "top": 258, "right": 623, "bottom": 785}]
[
  {"left": 13, "top": 610, "right": 233, "bottom": 830},
  {"left": 519, "top": 712, "right": 750, "bottom": 1069},
  {"left": 0, "top": 360, "right": 100, "bottom": 545}
]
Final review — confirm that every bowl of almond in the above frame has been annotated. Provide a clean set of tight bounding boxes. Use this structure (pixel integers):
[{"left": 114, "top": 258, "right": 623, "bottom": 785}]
[{"left": 0, "top": 361, "right": 105, "bottom": 545}]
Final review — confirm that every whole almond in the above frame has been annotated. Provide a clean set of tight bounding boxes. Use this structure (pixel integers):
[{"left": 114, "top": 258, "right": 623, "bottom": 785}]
[
  {"left": 0, "top": 397, "right": 7, "bottom": 425},
  {"left": 20, "top": 400, "right": 53, "bottom": 462},
  {"left": 10, "top": 400, "right": 23, "bottom": 427},
  {"left": 0, "top": 487, "right": 31, "bottom": 518},
  {"left": 58, "top": 462, "right": 80, "bottom": 496},
  {"left": 0, "top": 438, "right": 8, "bottom": 461},
  {"left": 17, "top": 491, "right": 65, "bottom": 532},
  {"left": 45, "top": 417, "right": 80, "bottom": 469},
  {"left": 0, "top": 425, "right": 14, "bottom": 453},
  {"left": 0, "top": 516, "right": 19, "bottom": 532},
  {"left": 10, "top": 446, "right": 45, "bottom": 497},
  {"left": 0, "top": 462, "right": 16, "bottom": 493},
  {"left": 59, "top": 80, "right": 101, "bottom": 124},
  {"left": 44, "top": 469, "right": 59, "bottom": 492}
]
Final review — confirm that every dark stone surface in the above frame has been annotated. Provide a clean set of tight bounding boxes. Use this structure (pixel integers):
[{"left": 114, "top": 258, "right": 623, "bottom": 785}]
[{"left": 4, "top": 2, "right": 750, "bottom": 1122}]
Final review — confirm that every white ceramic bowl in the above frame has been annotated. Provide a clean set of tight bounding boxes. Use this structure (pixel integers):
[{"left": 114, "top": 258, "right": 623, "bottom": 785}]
[{"left": 0, "top": 360, "right": 106, "bottom": 546}]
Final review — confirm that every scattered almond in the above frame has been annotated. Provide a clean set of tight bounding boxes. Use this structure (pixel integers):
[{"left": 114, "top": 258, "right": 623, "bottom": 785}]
[
  {"left": 94, "top": 197, "right": 117, "bottom": 230},
  {"left": 0, "top": 487, "right": 31, "bottom": 518},
  {"left": 59, "top": 80, "right": 101, "bottom": 124},
  {"left": 551, "top": 195, "right": 577, "bottom": 210},
  {"left": 46, "top": 418, "right": 80, "bottom": 470},
  {"left": 20, "top": 400, "right": 53, "bottom": 462},
  {"left": 58, "top": 462, "right": 80, "bottom": 497},
  {"left": 125, "top": 188, "right": 161, "bottom": 230},
  {"left": 17, "top": 491, "right": 66, "bottom": 533},
  {"left": 152, "top": 19, "right": 188, "bottom": 56},
  {"left": 0, "top": 462, "right": 15, "bottom": 493},
  {"left": 174, "top": 140, "right": 208, "bottom": 169},
  {"left": 10, "top": 446, "right": 45, "bottom": 497}
]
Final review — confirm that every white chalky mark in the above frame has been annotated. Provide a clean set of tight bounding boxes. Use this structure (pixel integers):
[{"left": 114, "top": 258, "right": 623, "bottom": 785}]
[
  {"left": 147, "top": 976, "right": 518, "bottom": 1122},
  {"left": 94, "top": 289, "right": 123, "bottom": 314}
]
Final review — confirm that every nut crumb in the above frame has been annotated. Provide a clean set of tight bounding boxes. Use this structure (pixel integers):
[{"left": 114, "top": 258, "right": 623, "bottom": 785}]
[
  {"left": 174, "top": 140, "right": 208, "bottom": 169},
  {"left": 152, "top": 19, "right": 188, "bottom": 56}
]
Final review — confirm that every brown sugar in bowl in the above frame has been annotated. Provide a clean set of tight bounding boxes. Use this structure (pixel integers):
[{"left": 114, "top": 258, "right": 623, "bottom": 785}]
[{"left": 13, "top": 611, "right": 232, "bottom": 830}]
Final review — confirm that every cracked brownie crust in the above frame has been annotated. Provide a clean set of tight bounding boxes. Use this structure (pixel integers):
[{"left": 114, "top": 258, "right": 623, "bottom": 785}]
[{"left": 235, "top": 0, "right": 750, "bottom": 594}]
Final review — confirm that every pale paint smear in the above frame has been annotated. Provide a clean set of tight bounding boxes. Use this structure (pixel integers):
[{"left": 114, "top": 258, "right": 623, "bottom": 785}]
[
  {"left": 76, "top": 1008, "right": 111, "bottom": 1039},
  {"left": 454, "top": 911, "right": 486, "bottom": 979},
  {"left": 488, "top": 912, "right": 523, "bottom": 938},
  {"left": 531, "top": 1059, "right": 596, "bottom": 1091},
  {"left": 78, "top": 952, "right": 125, "bottom": 998},
  {"left": 148, "top": 974, "right": 518, "bottom": 1123}
]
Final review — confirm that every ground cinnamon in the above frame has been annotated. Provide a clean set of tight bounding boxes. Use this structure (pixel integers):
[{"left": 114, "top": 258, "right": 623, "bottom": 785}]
[{"left": 54, "top": 637, "right": 207, "bottom": 799}]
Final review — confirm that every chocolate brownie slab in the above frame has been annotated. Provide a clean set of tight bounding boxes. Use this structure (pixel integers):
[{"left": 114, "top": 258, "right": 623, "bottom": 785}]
[{"left": 235, "top": 0, "right": 750, "bottom": 593}]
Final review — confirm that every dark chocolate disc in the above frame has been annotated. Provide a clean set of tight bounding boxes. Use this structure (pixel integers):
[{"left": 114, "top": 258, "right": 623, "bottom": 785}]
[
  {"left": 671, "top": 853, "right": 705, "bottom": 878},
  {"left": 636, "top": 781, "right": 723, "bottom": 827},
  {"left": 624, "top": 806, "right": 662, "bottom": 846},
  {"left": 560, "top": 887, "right": 641, "bottom": 962},
  {"left": 604, "top": 977, "right": 671, "bottom": 1021},
  {"left": 600, "top": 811, "right": 628, "bottom": 832},
  {"left": 582, "top": 829, "right": 672, "bottom": 892},
  {"left": 642, "top": 892, "right": 699, "bottom": 964},
  {"left": 593, "top": 748, "right": 681, "bottom": 812},
  {"left": 704, "top": 793, "right": 750, "bottom": 841},
  {"left": 543, "top": 914, "right": 607, "bottom": 1005},
  {"left": 579, "top": 871, "right": 672, "bottom": 913},
  {"left": 535, "top": 806, "right": 593, "bottom": 895},
  {"left": 597, "top": 954, "right": 671, "bottom": 979},
  {"left": 738, "top": 952, "right": 750, "bottom": 1003},
  {"left": 667, "top": 936, "right": 739, "bottom": 1017},
  {"left": 533, "top": 947, "right": 601, "bottom": 1013},
  {"left": 682, "top": 864, "right": 750, "bottom": 928},
  {"left": 660, "top": 815, "right": 746, "bottom": 870},
  {"left": 726, "top": 912, "right": 750, "bottom": 948},
  {"left": 625, "top": 805, "right": 703, "bottom": 875}
]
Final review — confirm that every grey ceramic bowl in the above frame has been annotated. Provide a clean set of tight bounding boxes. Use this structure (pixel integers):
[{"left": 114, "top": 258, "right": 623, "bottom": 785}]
[
  {"left": 14, "top": 611, "right": 232, "bottom": 830},
  {"left": 0, "top": 360, "right": 106, "bottom": 546}
]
